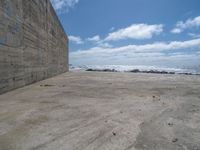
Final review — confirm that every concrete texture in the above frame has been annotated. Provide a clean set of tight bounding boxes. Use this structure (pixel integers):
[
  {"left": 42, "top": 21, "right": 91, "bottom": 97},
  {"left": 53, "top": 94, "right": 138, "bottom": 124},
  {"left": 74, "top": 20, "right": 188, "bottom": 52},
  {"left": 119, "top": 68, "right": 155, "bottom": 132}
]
[
  {"left": 0, "top": 71, "right": 200, "bottom": 150},
  {"left": 0, "top": 0, "right": 68, "bottom": 94}
]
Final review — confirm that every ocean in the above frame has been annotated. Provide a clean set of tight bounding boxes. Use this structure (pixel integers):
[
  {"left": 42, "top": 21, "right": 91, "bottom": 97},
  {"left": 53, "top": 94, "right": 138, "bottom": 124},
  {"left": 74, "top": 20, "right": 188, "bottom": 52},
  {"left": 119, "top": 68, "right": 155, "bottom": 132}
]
[{"left": 70, "top": 65, "right": 200, "bottom": 75}]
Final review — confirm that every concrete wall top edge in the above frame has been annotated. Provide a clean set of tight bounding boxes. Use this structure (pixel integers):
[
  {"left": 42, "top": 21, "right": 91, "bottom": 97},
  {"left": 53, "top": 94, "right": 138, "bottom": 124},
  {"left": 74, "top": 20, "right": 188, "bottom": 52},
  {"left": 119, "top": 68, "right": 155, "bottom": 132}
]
[{"left": 49, "top": 0, "right": 68, "bottom": 40}]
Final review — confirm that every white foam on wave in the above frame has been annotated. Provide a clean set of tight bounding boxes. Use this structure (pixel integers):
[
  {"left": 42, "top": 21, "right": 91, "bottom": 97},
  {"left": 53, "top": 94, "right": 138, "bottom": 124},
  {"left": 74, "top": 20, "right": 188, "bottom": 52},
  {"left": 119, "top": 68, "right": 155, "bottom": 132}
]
[{"left": 70, "top": 65, "right": 199, "bottom": 74}]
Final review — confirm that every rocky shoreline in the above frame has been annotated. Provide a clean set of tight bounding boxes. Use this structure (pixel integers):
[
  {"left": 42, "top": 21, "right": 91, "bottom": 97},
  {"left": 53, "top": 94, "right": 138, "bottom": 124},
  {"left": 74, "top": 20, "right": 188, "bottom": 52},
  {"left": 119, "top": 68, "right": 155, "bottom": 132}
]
[{"left": 86, "top": 68, "right": 200, "bottom": 75}]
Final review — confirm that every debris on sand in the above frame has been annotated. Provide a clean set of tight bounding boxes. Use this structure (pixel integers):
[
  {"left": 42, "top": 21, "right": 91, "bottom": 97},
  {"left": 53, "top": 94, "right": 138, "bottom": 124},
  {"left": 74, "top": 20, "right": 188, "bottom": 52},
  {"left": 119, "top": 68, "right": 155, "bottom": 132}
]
[
  {"left": 172, "top": 138, "right": 178, "bottom": 143},
  {"left": 40, "top": 84, "right": 55, "bottom": 87},
  {"left": 112, "top": 132, "right": 116, "bottom": 136},
  {"left": 168, "top": 122, "right": 174, "bottom": 127}
]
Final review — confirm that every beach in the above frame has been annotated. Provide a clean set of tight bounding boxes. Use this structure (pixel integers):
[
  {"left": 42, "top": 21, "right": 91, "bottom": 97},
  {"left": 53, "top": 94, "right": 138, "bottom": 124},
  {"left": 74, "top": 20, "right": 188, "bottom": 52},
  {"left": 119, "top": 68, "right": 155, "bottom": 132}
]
[{"left": 0, "top": 71, "right": 200, "bottom": 150}]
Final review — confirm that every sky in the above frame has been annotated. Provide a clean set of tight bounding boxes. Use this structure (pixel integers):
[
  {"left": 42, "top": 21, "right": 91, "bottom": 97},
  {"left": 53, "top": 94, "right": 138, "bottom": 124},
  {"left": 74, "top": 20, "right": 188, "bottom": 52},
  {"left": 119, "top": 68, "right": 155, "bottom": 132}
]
[{"left": 51, "top": 0, "right": 200, "bottom": 68}]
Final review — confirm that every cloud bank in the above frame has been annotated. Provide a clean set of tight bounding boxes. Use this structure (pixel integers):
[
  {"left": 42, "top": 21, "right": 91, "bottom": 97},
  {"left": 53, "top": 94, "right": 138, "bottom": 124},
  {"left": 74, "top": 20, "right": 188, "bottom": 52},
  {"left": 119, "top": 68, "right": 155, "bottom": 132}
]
[
  {"left": 68, "top": 16, "right": 200, "bottom": 68},
  {"left": 71, "top": 38, "right": 200, "bottom": 56},
  {"left": 70, "top": 38, "right": 200, "bottom": 67}
]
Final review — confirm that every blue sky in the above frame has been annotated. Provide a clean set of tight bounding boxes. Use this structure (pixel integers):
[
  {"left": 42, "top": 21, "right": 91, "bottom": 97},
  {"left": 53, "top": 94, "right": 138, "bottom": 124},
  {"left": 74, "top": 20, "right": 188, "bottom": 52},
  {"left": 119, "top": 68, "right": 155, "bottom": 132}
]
[{"left": 51, "top": 0, "right": 200, "bottom": 68}]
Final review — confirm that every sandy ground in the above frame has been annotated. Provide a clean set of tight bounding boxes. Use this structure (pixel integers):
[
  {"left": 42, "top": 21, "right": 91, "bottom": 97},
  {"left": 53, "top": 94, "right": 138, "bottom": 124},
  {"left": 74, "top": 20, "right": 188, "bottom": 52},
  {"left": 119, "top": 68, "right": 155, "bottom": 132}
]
[{"left": 0, "top": 71, "right": 200, "bottom": 150}]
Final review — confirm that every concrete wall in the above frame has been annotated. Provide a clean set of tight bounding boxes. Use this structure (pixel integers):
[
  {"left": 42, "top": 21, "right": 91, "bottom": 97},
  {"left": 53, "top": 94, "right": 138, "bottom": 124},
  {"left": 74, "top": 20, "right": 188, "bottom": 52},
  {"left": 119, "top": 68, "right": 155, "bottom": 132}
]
[{"left": 0, "top": 0, "right": 68, "bottom": 94}]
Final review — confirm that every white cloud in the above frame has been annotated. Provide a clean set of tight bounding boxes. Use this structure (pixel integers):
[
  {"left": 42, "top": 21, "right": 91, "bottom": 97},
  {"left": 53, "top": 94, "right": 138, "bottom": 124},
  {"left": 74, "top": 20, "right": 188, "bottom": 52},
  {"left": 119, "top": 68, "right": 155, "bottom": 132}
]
[
  {"left": 110, "top": 27, "right": 115, "bottom": 31},
  {"left": 171, "top": 28, "right": 182, "bottom": 34},
  {"left": 188, "top": 33, "right": 200, "bottom": 38},
  {"left": 97, "top": 42, "right": 113, "bottom": 48},
  {"left": 87, "top": 35, "right": 101, "bottom": 42},
  {"left": 70, "top": 38, "right": 200, "bottom": 66},
  {"left": 104, "top": 24, "right": 163, "bottom": 41},
  {"left": 171, "top": 16, "right": 200, "bottom": 34},
  {"left": 51, "top": 0, "right": 79, "bottom": 12},
  {"left": 68, "top": 35, "right": 83, "bottom": 44},
  {"left": 86, "top": 35, "right": 113, "bottom": 47},
  {"left": 69, "top": 24, "right": 164, "bottom": 46}
]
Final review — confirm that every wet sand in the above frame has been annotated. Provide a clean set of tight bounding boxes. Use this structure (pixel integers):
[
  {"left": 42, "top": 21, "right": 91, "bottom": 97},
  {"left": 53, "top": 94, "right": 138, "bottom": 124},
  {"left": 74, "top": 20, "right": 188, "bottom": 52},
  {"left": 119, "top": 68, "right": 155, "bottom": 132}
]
[{"left": 0, "top": 71, "right": 200, "bottom": 150}]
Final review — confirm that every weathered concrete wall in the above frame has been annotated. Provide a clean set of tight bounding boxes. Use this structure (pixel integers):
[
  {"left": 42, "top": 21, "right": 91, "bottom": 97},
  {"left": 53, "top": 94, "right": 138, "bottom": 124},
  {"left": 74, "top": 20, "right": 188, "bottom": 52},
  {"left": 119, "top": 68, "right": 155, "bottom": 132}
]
[{"left": 0, "top": 0, "right": 68, "bottom": 94}]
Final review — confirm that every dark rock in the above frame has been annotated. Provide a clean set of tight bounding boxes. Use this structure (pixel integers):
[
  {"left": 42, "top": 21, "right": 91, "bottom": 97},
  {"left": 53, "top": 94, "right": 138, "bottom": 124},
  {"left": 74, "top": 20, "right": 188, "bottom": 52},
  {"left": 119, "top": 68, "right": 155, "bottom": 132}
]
[
  {"left": 130, "top": 69, "right": 140, "bottom": 73},
  {"left": 86, "top": 68, "right": 117, "bottom": 72}
]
